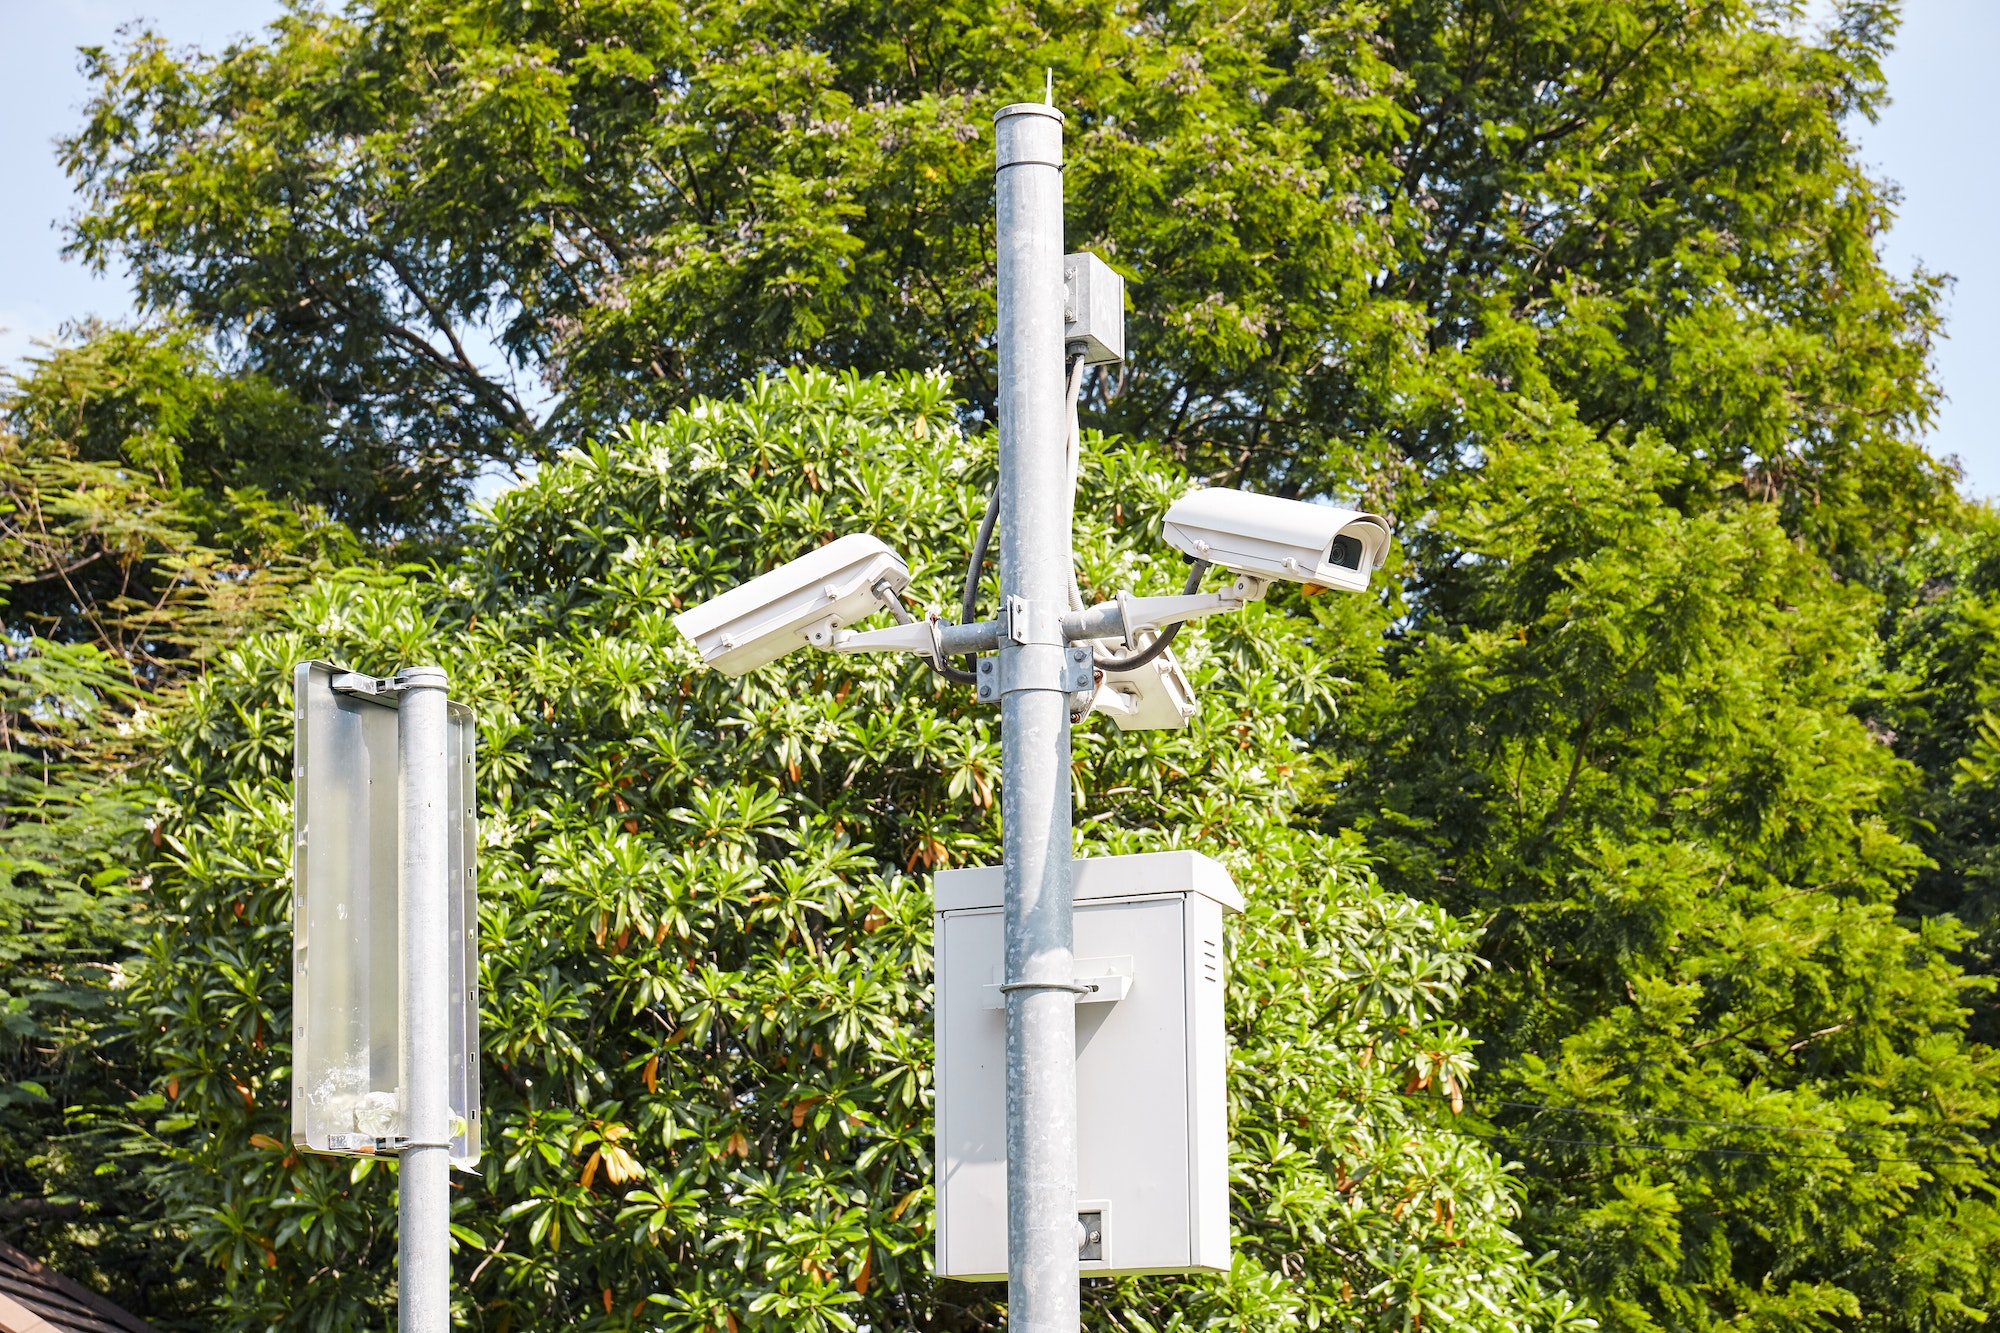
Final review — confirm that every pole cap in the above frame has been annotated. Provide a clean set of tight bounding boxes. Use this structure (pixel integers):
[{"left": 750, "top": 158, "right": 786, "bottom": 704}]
[
  {"left": 994, "top": 103, "right": 1063, "bottom": 171},
  {"left": 394, "top": 665, "right": 449, "bottom": 689}
]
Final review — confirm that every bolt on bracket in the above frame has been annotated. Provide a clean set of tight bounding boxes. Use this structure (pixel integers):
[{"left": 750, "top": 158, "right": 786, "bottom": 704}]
[{"left": 975, "top": 646, "right": 1095, "bottom": 702}]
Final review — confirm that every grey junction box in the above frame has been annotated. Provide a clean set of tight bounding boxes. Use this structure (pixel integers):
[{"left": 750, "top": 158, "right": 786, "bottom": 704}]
[
  {"left": 933, "top": 851, "right": 1240, "bottom": 1280},
  {"left": 1063, "top": 251, "right": 1125, "bottom": 366}
]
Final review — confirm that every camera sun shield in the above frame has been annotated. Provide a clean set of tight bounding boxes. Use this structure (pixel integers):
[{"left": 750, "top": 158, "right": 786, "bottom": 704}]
[{"left": 1161, "top": 488, "right": 1391, "bottom": 592}]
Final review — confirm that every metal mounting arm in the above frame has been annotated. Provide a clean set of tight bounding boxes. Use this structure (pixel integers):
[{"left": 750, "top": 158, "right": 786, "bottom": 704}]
[
  {"left": 802, "top": 576, "right": 1004, "bottom": 665},
  {"left": 815, "top": 569, "right": 1261, "bottom": 673},
  {"left": 828, "top": 616, "right": 1003, "bottom": 659},
  {"left": 1061, "top": 573, "right": 1267, "bottom": 645}
]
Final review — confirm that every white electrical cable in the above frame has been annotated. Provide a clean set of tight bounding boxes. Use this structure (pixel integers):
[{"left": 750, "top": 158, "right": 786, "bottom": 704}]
[
  {"left": 1060, "top": 346, "right": 1211, "bottom": 673},
  {"left": 1064, "top": 351, "right": 1088, "bottom": 615}
]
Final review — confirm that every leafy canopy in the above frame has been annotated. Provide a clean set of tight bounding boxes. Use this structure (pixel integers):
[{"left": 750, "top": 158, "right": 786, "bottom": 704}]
[
  {"left": 62, "top": 0, "right": 1950, "bottom": 550},
  {"left": 1329, "top": 389, "right": 2000, "bottom": 1329},
  {"left": 1870, "top": 510, "right": 2000, "bottom": 1044},
  {"left": 0, "top": 320, "right": 356, "bottom": 1317}
]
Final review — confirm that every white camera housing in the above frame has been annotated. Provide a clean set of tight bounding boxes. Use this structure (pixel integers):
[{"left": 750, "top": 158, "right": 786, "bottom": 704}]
[
  {"left": 1091, "top": 646, "right": 1199, "bottom": 731},
  {"left": 674, "top": 533, "right": 910, "bottom": 676},
  {"left": 1161, "top": 488, "right": 1391, "bottom": 593}
]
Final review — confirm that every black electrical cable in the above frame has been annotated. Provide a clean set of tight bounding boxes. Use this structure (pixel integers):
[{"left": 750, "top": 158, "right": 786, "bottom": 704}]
[
  {"left": 961, "top": 488, "right": 1000, "bottom": 630},
  {"left": 953, "top": 488, "right": 1001, "bottom": 681},
  {"left": 876, "top": 579, "right": 977, "bottom": 685},
  {"left": 932, "top": 654, "right": 979, "bottom": 686},
  {"left": 1087, "top": 560, "right": 1211, "bottom": 673},
  {"left": 955, "top": 348, "right": 1106, "bottom": 686},
  {"left": 960, "top": 352, "right": 1086, "bottom": 626}
]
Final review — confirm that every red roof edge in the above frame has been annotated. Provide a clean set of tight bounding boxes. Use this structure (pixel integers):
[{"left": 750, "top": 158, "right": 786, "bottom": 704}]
[{"left": 0, "top": 1237, "right": 160, "bottom": 1333}]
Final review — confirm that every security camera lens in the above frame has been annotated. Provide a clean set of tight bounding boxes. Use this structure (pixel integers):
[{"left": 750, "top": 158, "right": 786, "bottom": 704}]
[{"left": 1328, "top": 534, "right": 1365, "bottom": 571}]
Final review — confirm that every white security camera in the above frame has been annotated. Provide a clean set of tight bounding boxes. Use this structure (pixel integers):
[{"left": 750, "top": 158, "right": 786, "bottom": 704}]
[
  {"left": 674, "top": 533, "right": 910, "bottom": 676},
  {"left": 1161, "top": 488, "right": 1391, "bottom": 592},
  {"left": 1090, "top": 647, "right": 1198, "bottom": 731}
]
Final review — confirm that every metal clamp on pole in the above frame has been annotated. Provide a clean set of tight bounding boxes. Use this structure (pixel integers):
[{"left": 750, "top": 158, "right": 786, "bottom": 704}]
[{"left": 986, "top": 596, "right": 1097, "bottom": 700}]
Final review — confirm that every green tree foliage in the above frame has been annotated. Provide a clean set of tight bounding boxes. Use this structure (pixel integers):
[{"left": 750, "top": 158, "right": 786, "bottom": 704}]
[
  {"left": 129, "top": 370, "right": 1584, "bottom": 1330},
  {"left": 61, "top": 0, "right": 1950, "bottom": 540},
  {"left": 1, "top": 319, "right": 358, "bottom": 665},
  {"left": 1326, "top": 394, "right": 2000, "bottom": 1328},
  {"left": 13, "top": 322, "right": 337, "bottom": 509},
  {"left": 1871, "top": 510, "right": 2000, "bottom": 1043},
  {"left": 0, "top": 637, "right": 196, "bottom": 1316},
  {"left": 0, "top": 323, "right": 356, "bottom": 1316}
]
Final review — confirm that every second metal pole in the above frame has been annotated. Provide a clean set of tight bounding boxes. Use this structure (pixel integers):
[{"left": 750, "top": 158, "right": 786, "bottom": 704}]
[
  {"left": 398, "top": 667, "right": 451, "bottom": 1333},
  {"left": 994, "top": 101, "right": 1078, "bottom": 1333}
]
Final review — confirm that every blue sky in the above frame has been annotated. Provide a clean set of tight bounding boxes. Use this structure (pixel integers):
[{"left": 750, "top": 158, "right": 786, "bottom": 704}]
[
  {"left": 1845, "top": 0, "right": 2000, "bottom": 501},
  {"left": 0, "top": 0, "right": 284, "bottom": 371},
  {"left": 3, "top": 1, "right": 1994, "bottom": 499}
]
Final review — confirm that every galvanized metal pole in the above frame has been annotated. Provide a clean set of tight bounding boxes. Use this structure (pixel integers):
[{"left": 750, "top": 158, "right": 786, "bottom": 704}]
[
  {"left": 397, "top": 667, "right": 451, "bottom": 1333},
  {"left": 993, "top": 101, "right": 1078, "bottom": 1333}
]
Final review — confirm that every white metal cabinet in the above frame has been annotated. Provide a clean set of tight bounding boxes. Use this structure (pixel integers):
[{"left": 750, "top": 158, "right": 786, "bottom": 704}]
[{"left": 934, "top": 851, "right": 1240, "bottom": 1280}]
